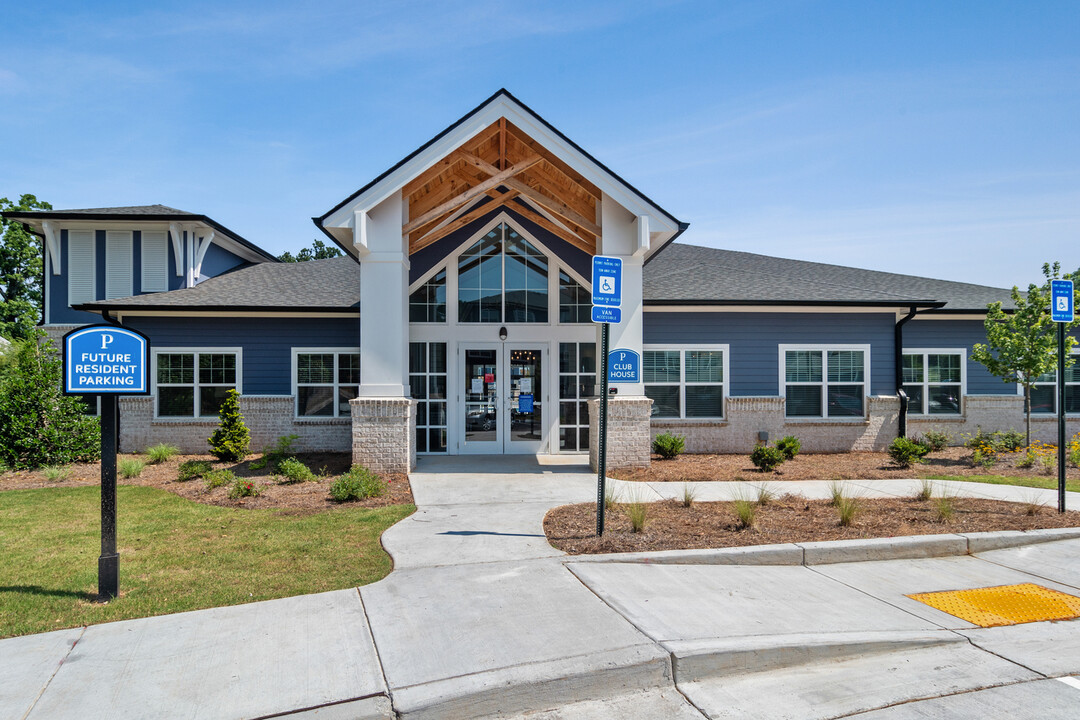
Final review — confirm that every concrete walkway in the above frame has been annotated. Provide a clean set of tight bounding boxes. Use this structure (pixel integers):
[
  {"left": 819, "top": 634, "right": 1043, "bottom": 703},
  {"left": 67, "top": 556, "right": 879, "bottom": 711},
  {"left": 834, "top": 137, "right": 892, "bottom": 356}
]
[{"left": 6, "top": 460, "right": 1080, "bottom": 719}]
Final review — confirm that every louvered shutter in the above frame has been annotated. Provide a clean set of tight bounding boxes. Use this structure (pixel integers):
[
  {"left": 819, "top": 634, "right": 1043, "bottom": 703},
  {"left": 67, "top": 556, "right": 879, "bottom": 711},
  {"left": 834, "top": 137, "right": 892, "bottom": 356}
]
[
  {"left": 141, "top": 231, "right": 168, "bottom": 292},
  {"left": 68, "top": 231, "right": 96, "bottom": 305},
  {"left": 105, "top": 230, "right": 133, "bottom": 300}
]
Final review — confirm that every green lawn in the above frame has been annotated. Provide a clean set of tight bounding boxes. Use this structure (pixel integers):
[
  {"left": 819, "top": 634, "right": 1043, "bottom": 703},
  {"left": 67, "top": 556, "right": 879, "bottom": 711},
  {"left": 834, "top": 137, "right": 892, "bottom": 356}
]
[
  {"left": 0, "top": 485, "right": 413, "bottom": 639},
  {"left": 922, "top": 473, "right": 1080, "bottom": 494}
]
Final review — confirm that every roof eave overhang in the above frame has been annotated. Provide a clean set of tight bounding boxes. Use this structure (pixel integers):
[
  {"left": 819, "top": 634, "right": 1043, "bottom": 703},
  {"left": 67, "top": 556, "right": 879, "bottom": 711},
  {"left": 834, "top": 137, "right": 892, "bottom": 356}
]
[
  {"left": 315, "top": 89, "right": 684, "bottom": 261},
  {"left": 4, "top": 211, "right": 278, "bottom": 264},
  {"left": 76, "top": 303, "right": 359, "bottom": 314},
  {"left": 643, "top": 299, "right": 948, "bottom": 309}
]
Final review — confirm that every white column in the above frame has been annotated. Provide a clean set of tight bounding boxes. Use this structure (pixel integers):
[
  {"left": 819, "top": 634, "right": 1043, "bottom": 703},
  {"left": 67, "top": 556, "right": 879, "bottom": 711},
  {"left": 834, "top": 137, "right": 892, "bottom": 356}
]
[
  {"left": 598, "top": 193, "right": 645, "bottom": 396},
  {"left": 358, "top": 190, "right": 409, "bottom": 397}
]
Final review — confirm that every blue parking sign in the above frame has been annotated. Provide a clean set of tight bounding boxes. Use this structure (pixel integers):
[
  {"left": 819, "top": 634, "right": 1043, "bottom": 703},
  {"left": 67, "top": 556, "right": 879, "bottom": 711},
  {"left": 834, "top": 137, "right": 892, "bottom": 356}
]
[
  {"left": 63, "top": 325, "right": 150, "bottom": 394},
  {"left": 1052, "top": 280, "right": 1074, "bottom": 323}
]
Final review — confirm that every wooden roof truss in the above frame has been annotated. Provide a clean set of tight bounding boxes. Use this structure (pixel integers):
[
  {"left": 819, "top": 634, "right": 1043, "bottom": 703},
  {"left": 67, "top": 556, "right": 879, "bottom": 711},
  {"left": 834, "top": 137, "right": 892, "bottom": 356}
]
[{"left": 403, "top": 118, "right": 601, "bottom": 255}]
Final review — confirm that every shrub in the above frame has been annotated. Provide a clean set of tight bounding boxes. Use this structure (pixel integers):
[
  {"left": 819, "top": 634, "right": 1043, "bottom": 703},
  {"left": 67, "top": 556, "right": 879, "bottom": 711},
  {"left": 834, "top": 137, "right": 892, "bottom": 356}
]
[
  {"left": 118, "top": 458, "right": 145, "bottom": 479},
  {"left": 1070, "top": 434, "right": 1080, "bottom": 468},
  {"left": 0, "top": 334, "right": 100, "bottom": 469},
  {"left": 972, "top": 444, "right": 997, "bottom": 469},
  {"left": 888, "top": 437, "right": 930, "bottom": 468},
  {"left": 145, "top": 443, "right": 180, "bottom": 464},
  {"left": 682, "top": 482, "right": 697, "bottom": 508},
  {"left": 775, "top": 435, "right": 801, "bottom": 461},
  {"left": 277, "top": 457, "right": 316, "bottom": 484},
  {"left": 43, "top": 465, "right": 71, "bottom": 482},
  {"left": 750, "top": 444, "right": 784, "bottom": 472},
  {"left": 208, "top": 389, "right": 250, "bottom": 462},
  {"left": 177, "top": 459, "right": 213, "bottom": 482},
  {"left": 995, "top": 430, "right": 1025, "bottom": 452},
  {"left": 203, "top": 468, "right": 235, "bottom": 490},
  {"left": 652, "top": 433, "right": 685, "bottom": 460},
  {"left": 251, "top": 434, "right": 299, "bottom": 472},
  {"left": 920, "top": 430, "right": 952, "bottom": 453},
  {"left": 228, "top": 477, "right": 261, "bottom": 499},
  {"left": 836, "top": 495, "right": 860, "bottom": 527},
  {"left": 733, "top": 498, "right": 757, "bottom": 530},
  {"left": 329, "top": 465, "right": 386, "bottom": 502}
]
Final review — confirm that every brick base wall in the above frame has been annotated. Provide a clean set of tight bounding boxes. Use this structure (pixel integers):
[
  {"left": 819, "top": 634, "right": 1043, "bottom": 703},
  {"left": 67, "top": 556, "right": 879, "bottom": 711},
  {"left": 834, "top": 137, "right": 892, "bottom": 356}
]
[
  {"left": 650, "top": 395, "right": 901, "bottom": 453},
  {"left": 588, "top": 396, "right": 653, "bottom": 470},
  {"left": 118, "top": 396, "right": 351, "bottom": 454},
  {"left": 41, "top": 325, "right": 80, "bottom": 347},
  {"left": 350, "top": 397, "right": 416, "bottom": 474},
  {"left": 908, "top": 394, "right": 1080, "bottom": 444}
]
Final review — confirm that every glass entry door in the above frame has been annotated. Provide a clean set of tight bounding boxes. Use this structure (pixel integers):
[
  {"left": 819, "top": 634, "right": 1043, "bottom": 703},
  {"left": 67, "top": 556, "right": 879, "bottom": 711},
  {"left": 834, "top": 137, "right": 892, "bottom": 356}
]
[{"left": 460, "top": 344, "right": 546, "bottom": 454}]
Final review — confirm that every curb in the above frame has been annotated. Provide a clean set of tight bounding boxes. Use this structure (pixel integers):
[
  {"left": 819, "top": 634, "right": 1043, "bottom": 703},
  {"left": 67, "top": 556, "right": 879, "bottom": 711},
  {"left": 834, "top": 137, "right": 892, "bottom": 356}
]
[{"left": 565, "top": 527, "right": 1080, "bottom": 567}]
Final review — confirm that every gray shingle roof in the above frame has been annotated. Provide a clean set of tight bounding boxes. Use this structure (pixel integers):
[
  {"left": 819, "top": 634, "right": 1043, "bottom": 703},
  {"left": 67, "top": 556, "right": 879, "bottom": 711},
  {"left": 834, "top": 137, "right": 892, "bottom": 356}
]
[
  {"left": 78, "top": 242, "right": 1015, "bottom": 315},
  {"left": 81, "top": 256, "right": 360, "bottom": 312},
  {"left": 43, "top": 204, "right": 196, "bottom": 215},
  {"left": 644, "top": 244, "right": 1016, "bottom": 311}
]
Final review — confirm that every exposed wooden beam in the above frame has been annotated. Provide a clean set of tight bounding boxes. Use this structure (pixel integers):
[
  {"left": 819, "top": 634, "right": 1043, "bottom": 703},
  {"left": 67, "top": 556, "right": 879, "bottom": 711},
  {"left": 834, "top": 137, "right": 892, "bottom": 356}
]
[
  {"left": 401, "top": 121, "right": 503, "bottom": 197},
  {"left": 502, "top": 178, "right": 602, "bottom": 236},
  {"left": 410, "top": 190, "right": 521, "bottom": 253},
  {"left": 403, "top": 155, "right": 542, "bottom": 234},
  {"left": 499, "top": 117, "right": 506, "bottom": 170},
  {"left": 504, "top": 120, "right": 601, "bottom": 197},
  {"left": 507, "top": 198, "right": 595, "bottom": 254}
]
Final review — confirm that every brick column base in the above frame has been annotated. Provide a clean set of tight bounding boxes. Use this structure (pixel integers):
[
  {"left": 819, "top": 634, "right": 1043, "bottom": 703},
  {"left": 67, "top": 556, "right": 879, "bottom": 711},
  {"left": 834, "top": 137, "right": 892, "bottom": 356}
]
[
  {"left": 350, "top": 397, "right": 416, "bottom": 474},
  {"left": 588, "top": 396, "right": 653, "bottom": 470}
]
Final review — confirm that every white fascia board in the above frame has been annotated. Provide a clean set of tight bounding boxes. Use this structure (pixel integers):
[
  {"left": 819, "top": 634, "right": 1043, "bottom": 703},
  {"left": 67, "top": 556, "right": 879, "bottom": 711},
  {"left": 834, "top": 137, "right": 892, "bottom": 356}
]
[{"left": 321, "top": 94, "right": 679, "bottom": 240}]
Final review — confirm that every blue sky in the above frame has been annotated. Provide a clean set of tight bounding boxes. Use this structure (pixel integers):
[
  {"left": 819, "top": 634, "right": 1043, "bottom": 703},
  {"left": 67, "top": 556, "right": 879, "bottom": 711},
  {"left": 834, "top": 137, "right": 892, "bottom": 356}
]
[{"left": 2, "top": 1, "right": 1078, "bottom": 289}]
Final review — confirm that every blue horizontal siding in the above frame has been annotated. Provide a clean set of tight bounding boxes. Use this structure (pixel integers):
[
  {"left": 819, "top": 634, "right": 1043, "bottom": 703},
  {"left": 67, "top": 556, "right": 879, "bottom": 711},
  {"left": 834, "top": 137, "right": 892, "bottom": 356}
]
[
  {"left": 643, "top": 312, "right": 896, "bottom": 396},
  {"left": 124, "top": 317, "right": 359, "bottom": 395}
]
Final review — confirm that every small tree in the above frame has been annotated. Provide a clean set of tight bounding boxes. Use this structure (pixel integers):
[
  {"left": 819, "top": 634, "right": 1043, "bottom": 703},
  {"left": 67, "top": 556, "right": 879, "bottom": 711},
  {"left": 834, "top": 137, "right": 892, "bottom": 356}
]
[
  {"left": 208, "top": 389, "right": 250, "bottom": 462},
  {"left": 0, "top": 333, "right": 100, "bottom": 468},
  {"left": 972, "top": 262, "right": 1080, "bottom": 446},
  {"left": 0, "top": 194, "right": 52, "bottom": 340}
]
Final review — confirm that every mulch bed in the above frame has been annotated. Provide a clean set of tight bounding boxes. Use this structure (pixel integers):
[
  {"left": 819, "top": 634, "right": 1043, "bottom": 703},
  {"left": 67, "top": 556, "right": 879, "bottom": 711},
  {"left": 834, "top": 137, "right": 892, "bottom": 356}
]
[
  {"left": 545, "top": 495, "right": 1080, "bottom": 555},
  {"left": 0, "top": 453, "right": 412, "bottom": 512},
  {"left": 613, "top": 447, "right": 1079, "bottom": 483}
]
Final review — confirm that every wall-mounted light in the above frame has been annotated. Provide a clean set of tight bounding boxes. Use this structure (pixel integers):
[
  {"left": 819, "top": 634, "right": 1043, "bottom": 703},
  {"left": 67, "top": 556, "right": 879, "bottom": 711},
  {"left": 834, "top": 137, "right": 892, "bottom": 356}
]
[{"left": 499, "top": 327, "right": 508, "bottom": 341}]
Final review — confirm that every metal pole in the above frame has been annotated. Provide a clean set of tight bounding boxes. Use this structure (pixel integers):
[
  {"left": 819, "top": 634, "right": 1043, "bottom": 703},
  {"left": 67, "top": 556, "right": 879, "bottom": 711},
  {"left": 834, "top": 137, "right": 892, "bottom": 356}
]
[
  {"left": 1059, "top": 323, "right": 1067, "bottom": 513},
  {"left": 597, "top": 322, "right": 610, "bottom": 536},
  {"left": 99, "top": 395, "right": 119, "bottom": 598}
]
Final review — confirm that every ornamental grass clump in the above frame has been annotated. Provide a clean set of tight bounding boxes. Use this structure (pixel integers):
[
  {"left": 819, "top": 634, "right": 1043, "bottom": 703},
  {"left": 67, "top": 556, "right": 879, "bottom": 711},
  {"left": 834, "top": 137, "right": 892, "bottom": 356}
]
[
  {"left": 208, "top": 389, "right": 250, "bottom": 462},
  {"left": 43, "top": 465, "right": 71, "bottom": 482},
  {"left": 623, "top": 493, "right": 648, "bottom": 533},
  {"left": 835, "top": 494, "right": 860, "bottom": 527},
  {"left": 177, "top": 459, "right": 213, "bottom": 482},
  {"left": 934, "top": 493, "right": 956, "bottom": 523},
  {"left": 681, "top": 482, "right": 698, "bottom": 509},
  {"left": 652, "top": 432, "right": 685, "bottom": 460},
  {"left": 914, "top": 478, "right": 935, "bottom": 502},
  {"left": 732, "top": 497, "right": 757, "bottom": 530},
  {"left": 888, "top": 437, "right": 930, "bottom": 468},
  {"left": 329, "top": 465, "right": 386, "bottom": 502},
  {"left": 145, "top": 443, "right": 180, "bottom": 464},
  {"left": 828, "top": 480, "right": 847, "bottom": 507},
  {"left": 755, "top": 483, "right": 777, "bottom": 507},
  {"left": 750, "top": 444, "right": 784, "bottom": 472},
  {"left": 118, "top": 458, "right": 145, "bottom": 479}
]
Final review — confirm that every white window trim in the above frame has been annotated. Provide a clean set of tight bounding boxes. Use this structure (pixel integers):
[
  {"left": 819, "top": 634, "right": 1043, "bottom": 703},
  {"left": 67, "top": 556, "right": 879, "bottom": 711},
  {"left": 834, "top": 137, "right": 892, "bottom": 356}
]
[
  {"left": 1030, "top": 349, "right": 1080, "bottom": 415},
  {"left": 152, "top": 348, "right": 243, "bottom": 419},
  {"left": 778, "top": 344, "right": 871, "bottom": 419},
  {"left": 644, "top": 344, "right": 729, "bottom": 419},
  {"left": 410, "top": 341, "right": 450, "bottom": 454},
  {"left": 902, "top": 348, "right": 966, "bottom": 416},
  {"left": 407, "top": 211, "right": 591, "bottom": 328},
  {"left": 291, "top": 347, "right": 360, "bottom": 419}
]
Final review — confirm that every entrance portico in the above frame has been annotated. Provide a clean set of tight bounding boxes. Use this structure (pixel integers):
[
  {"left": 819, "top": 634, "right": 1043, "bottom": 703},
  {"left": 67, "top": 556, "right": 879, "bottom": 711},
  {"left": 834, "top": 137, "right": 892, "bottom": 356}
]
[{"left": 315, "top": 90, "right": 686, "bottom": 472}]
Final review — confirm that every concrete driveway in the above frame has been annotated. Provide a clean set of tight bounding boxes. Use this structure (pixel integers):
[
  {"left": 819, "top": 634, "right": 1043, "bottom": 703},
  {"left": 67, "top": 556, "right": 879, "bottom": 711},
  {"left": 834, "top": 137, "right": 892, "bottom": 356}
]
[{"left": 5, "top": 458, "right": 1080, "bottom": 719}]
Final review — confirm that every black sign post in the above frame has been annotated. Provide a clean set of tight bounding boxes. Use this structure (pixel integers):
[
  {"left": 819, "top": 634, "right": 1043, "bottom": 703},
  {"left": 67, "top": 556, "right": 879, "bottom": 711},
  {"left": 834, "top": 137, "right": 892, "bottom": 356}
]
[
  {"left": 62, "top": 324, "right": 149, "bottom": 600},
  {"left": 1051, "top": 280, "right": 1074, "bottom": 514},
  {"left": 597, "top": 322, "right": 610, "bottom": 536}
]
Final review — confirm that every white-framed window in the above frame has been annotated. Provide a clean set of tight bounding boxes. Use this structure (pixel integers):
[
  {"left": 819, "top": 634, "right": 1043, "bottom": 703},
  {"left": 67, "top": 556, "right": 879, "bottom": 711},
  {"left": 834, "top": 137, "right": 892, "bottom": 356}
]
[
  {"left": 68, "top": 230, "right": 96, "bottom": 305},
  {"left": 458, "top": 222, "right": 548, "bottom": 323},
  {"left": 410, "top": 342, "right": 448, "bottom": 452},
  {"left": 409, "top": 269, "right": 447, "bottom": 323},
  {"left": 1031, "top": 350, "right": 1080, "bottom": 414},
  {"left": 559, "top": 341, "right": 596, "bottom": 450},
  {"left": 780, "top": 344, "right": 869, "bottom": 418},
  {"left": 902, "top": 349, "right": 965, "bottom": 415},
  {"left": 105, "top": 230, "right": 133, "bottom": 300},
  {"left": 559, "top": 271, "right": 591, "bottom": 324},
  {"left": 644, "top": 345, "right": 728, "bottom": 419},
  {"left": 292, "top": 349, "right": 360, "bottom": 418},
  {"left": 154, "top": 348, "right": 242, "bottom": 418}
]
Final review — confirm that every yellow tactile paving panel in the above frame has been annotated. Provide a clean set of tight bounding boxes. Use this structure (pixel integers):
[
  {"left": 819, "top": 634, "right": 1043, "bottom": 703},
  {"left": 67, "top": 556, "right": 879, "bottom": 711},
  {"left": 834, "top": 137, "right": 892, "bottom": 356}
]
[{"left": 908, "top": 583, "right": 1080, "bottom": 627}]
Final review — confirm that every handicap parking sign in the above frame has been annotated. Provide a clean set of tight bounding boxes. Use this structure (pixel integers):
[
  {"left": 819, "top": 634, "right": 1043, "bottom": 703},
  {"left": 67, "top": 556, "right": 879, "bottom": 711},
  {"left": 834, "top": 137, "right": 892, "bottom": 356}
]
[{"left": 592, "top": 256, "right": 622, "bottom": 308}]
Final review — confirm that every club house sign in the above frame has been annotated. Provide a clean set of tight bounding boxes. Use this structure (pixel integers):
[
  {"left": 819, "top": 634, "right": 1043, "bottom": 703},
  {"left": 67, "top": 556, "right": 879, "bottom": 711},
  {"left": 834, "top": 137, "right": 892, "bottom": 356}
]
[{"left": 63, "top": 325, "right": 150, "bottom": 394}]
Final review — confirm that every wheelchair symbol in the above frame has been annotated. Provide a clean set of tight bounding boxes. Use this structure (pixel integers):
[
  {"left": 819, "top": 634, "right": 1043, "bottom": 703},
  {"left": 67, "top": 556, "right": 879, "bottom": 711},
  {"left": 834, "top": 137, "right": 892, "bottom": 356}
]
[
  {"left": 1058, "top": 297, "right": 1069, "bottom": 312},
  {"left": 601, "top": 277, "right": 613, "bottom": 293}
]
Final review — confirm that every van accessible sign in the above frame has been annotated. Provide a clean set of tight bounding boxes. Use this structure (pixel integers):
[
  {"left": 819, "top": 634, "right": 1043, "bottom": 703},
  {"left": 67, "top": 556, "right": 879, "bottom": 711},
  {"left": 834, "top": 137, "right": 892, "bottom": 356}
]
[{"left": 63, "top": 325, "right": 150, "bottom": 394}]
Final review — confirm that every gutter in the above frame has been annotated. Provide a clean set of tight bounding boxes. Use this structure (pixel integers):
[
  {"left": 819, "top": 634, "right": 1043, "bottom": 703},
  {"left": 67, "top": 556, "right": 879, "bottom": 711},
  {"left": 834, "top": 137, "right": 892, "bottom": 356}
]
[{"left": 895, "top": 306, "right": 919, "bottom": 438}]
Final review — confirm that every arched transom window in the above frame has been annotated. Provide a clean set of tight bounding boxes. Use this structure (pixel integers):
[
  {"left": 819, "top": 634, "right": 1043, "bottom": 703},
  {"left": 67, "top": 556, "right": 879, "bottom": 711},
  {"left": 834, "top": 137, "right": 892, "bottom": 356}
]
[{"left": 458, "top": 223, "right": 548, "bottom": 323}]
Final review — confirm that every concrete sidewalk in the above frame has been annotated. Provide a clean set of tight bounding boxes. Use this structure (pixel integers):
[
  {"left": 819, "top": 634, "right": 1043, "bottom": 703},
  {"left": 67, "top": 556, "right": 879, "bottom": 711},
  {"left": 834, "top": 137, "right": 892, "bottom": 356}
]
[{"left": 6, "top": 464, "right": 1080, "bottom": 719}]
